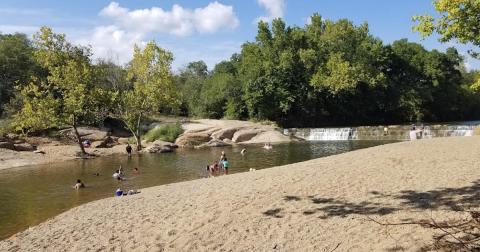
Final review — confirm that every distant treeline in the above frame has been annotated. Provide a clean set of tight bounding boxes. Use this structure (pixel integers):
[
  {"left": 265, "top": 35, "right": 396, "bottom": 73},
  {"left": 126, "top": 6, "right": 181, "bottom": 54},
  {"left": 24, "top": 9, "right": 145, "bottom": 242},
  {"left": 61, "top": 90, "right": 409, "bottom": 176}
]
[{"left": 1, "top": 14, "right": 480, "bottom": 129}]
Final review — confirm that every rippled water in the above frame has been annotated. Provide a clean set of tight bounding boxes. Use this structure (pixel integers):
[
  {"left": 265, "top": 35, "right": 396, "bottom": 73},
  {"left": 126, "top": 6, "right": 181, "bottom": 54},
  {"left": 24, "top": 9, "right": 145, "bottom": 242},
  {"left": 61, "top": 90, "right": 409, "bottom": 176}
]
[{"left": 0, "top": 140, "right": 395, "bottom": 239}]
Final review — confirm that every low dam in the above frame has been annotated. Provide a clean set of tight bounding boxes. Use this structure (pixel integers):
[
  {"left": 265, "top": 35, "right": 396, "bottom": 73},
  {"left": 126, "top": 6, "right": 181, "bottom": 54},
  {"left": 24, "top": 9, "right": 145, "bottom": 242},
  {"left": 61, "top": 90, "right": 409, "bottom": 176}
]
[{"left": 284, "top": 123, "right": 479, "bottom": 141}]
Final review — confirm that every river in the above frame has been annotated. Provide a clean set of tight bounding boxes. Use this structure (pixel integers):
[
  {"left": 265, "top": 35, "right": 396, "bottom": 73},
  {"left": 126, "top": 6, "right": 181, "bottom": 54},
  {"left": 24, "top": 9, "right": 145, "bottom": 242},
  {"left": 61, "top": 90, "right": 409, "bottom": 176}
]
[{"left": 0, "top": 140, "right": 395, "bottom": 239}]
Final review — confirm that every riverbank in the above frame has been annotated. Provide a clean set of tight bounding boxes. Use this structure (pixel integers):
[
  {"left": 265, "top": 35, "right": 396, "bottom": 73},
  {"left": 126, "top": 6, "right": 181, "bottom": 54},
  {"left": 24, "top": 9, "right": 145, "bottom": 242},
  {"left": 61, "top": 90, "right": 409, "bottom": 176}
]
[
  {"left": 2, "top": 136, "right": 479, "bottom": 251},
  {"left": 0, "top": 119, "right": 291, "bottom": 170}
]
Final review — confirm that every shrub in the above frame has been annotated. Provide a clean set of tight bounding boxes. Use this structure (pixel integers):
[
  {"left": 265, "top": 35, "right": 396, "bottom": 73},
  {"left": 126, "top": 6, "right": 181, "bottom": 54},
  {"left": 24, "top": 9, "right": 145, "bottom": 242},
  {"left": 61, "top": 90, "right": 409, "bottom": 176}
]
[{"left": 144, "top": 123, "right": 183, "bottom": 143}]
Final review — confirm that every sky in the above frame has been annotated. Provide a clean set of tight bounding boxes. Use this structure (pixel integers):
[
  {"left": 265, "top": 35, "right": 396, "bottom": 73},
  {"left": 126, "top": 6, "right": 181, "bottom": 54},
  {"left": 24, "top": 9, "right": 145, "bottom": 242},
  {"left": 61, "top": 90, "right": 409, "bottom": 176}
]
[{"left": 0, "top": 0, "right": 478, "bottom": 71}]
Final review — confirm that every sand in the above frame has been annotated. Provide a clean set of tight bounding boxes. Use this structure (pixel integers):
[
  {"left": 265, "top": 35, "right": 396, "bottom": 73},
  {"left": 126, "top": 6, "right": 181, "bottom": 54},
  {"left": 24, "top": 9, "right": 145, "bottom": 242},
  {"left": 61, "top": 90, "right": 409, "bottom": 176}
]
[
  {"left": 1, "top": 137, "right": 480, "bottom": 251},
  {"left": 0, "top": 144, "right": 129, "bottom": 170}
]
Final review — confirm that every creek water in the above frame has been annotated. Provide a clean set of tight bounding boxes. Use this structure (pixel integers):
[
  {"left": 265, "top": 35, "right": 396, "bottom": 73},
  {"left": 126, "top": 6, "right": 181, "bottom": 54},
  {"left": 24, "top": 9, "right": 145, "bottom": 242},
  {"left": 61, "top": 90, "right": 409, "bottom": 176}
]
[{"left": 0, "top": 140, "right": 395, "bottom": 240}]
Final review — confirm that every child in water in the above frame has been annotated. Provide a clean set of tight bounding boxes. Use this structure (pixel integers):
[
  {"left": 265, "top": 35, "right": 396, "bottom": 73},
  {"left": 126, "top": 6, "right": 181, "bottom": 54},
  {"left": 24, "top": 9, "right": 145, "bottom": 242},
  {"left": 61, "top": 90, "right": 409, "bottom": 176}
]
[
  {"left": 222, "top": 158, "right": 230, "bottom": 175},
  {"left": 74, "top": 179, "right": 85, "bottom": 189}
]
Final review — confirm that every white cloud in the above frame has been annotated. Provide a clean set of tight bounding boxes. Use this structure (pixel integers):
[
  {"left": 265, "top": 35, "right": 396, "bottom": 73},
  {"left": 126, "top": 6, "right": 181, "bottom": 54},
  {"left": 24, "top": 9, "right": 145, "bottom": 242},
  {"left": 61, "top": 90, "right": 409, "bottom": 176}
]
[
  {"left": 256, "top": 0, "right": 285, "bottom": 23},
  {"left": 75, "top": 25, "right": 144, "bottom": 65},
  {"left": 99, "top": 1, "right": 239, "bottom": 37}
]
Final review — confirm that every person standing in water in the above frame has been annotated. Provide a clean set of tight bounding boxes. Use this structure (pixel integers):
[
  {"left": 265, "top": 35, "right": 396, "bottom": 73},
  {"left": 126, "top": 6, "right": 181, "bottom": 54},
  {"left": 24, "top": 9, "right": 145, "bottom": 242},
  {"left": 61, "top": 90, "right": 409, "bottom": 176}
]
[
  {"left": 126, "top": 143, "right": 132, "bottom": 157},
  {"left": 222, "top": 158, "right": 230, "bottom": 175}
]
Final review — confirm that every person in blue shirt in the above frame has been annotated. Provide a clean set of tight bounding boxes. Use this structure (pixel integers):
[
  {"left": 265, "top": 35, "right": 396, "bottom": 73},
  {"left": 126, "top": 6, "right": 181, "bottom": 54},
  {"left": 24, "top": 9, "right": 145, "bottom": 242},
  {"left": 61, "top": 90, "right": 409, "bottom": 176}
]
[{"left": 222, "top": 158, "right": 230, "bottom": 175}]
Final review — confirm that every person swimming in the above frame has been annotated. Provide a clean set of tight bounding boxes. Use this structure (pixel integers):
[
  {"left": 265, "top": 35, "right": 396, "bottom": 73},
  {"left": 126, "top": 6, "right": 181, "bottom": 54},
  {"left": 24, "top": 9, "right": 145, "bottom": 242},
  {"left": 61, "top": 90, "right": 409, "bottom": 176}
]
[
  {"left": 241, "top": 148, "right": 246, "bottom": 155},
  {"left": 74, "top": 179, "right": 85, "bottom": 189},
  {"left": 132, "top": 167, "right": 139, "bottom": 175},
  {"left": 263, "top": 143, "right": 272, "bottom": 150}
]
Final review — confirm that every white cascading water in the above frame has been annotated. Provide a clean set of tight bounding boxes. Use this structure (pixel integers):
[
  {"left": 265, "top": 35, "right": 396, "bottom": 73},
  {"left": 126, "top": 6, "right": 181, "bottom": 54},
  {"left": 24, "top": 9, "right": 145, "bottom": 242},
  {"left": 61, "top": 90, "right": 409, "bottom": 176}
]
[
  {"left": 285, "top": 125, "right": 476, "bottom": 141},
  {"left": 305, "top": 128, "right": 357, "bottom": 141}
]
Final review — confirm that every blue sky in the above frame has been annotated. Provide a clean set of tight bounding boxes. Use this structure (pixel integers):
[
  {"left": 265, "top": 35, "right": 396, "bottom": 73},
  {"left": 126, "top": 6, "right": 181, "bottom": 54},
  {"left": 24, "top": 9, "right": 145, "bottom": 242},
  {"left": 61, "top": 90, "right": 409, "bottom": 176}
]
[{"left": 0, "top": 0, "right": 478, "bottom": 71}]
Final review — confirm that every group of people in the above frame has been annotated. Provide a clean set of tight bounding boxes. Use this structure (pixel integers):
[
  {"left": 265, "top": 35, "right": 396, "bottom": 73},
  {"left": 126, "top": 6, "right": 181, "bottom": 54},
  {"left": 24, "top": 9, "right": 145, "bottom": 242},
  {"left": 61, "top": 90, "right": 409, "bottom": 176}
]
[
  {"left": 206, "top": 151, "right": 230, "bottom": 177},
  {"left": 73, "top": 165, "right": 140, "bottom": 192}
]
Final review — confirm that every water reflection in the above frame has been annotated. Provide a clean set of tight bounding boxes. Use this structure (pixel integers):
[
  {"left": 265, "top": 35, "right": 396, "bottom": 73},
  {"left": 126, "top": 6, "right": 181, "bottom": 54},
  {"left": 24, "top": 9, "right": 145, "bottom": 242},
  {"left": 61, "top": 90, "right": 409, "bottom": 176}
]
[{"left": 0, "top": 140, "right": 395, "bottom": 239}]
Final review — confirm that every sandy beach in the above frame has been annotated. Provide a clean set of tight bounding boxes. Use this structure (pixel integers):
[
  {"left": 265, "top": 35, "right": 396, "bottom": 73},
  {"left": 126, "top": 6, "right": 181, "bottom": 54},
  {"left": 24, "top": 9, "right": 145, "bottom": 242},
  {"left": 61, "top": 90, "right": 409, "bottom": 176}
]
[{"left": 1, "top": 137, "right": 480, "bottom": 251}]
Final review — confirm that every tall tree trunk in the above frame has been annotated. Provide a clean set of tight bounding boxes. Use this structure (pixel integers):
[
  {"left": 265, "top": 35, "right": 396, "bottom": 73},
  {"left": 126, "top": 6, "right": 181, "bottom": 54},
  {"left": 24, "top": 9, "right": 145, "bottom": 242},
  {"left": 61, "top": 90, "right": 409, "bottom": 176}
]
[
  {"left": 72, "top": 115, "right": 87, "bottom": 155},
  {"left": 135, "top": 134, "right": 141, "bottom": 151},
  {"left": 135, "top": 112, "right": 143, "bottom": 151}
]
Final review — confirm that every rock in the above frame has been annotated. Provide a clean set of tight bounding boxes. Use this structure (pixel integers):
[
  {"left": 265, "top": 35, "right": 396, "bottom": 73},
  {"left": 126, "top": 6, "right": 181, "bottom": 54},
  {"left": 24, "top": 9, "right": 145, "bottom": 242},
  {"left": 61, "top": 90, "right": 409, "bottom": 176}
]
[
  {"left": 13, "top": 143, "right": 36, "bottom": 151},
  {"left": 92, "top": 136, "right": 116, "bottom": 148},
  {"left": 196, "top": 139, "right": 231, "bottom": 148},
  {"left": 152, "top": 140, "right": 177, "bottom": 148},
  {"left": 242, "top": 131, "right": 292, "bottom": 144},
  {"left": 118, "top": 138, "right": 130, "bottom": 144},
  {"left": 211, "top": 127, "right": 240, "bottom": 140},
  {"left": 145, "top": 144, "right": 173, "bottom": 153},
  {"left": 0, "top": 141, "right": 15, "bottom": 150},
  {"left": 232, "top": 128, "right": 264, "bottom": 143},
  {"left": 223, "top": 138, "right": 233, "bottom": 144},
  {"left": 13, "top": 139, "right": 25, "bottom": 144},
  {"left": 6, "top": 133, "right": 19, "bottom": 140},
  {"left": 175, "top": 133, "right": 211, "bottom": 148},
  {"left": 60, "top": 127, "right": 110, "bottom": 141}
]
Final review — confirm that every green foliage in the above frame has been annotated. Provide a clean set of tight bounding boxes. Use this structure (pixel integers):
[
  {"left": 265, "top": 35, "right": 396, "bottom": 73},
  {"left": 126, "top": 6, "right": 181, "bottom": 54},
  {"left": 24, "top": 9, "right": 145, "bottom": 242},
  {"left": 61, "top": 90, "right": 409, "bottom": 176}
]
[
  {"left": 0, "top": 33, "right": 38, "bottom": 116},
  {"left": 413, "top": 0, "right": 480, "bottom": 57},
  {"left": 12, "top": 27, "right": 105, "bottom": 134},
  {"left": 144, "top": 123, "right": 183, "bottom": 143},
  {"left": 115, "top": 41, "right": 180, "bottom": 149}
]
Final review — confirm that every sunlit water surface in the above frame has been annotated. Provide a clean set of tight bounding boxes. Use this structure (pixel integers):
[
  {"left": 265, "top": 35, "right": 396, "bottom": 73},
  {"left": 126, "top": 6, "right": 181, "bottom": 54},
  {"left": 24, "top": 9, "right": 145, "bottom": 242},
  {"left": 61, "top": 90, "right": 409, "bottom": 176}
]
[{"left": 0, "top": 140, "right": 396, "bottom": 239}]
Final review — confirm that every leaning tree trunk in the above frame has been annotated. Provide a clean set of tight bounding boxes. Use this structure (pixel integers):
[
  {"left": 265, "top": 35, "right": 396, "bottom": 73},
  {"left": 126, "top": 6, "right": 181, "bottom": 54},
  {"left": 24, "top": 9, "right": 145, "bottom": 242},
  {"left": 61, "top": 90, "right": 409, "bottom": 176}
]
[{"left": 72, "top": 115, "right": 87, "bottom": 155}]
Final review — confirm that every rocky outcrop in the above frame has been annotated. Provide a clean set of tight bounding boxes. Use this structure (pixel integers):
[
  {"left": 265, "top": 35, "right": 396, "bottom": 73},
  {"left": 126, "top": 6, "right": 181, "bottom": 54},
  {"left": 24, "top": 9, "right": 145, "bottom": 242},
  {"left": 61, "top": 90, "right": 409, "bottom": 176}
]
[
  {"left": 0, "top": 141, "right": 15, "bottom": 150},
  {"left": 175, "top": 133, "right": 211, "bottom": 148},
  {"left": 144, "top": 140, "right": 176, "bottom": 153},
  {"left": 195, "top": 139, "right": 231, "bottom": 149},
  {"left": 13, "top": 143, "right": 36, "bottom": 151},
  {"left": 60, "top": 127, "right": 110, "bottom": 141},
  {"left": 92, "top": 137, "right": 116, "bottom": 148},
  {"left": 242, "top": 131, "right": 292, "bottom": 144},
  {"left": 232, "top": 128, "right": 264, "bottom": 143},
  {"left": 211, "top": 127, "right": 240, "bottom": 140}
]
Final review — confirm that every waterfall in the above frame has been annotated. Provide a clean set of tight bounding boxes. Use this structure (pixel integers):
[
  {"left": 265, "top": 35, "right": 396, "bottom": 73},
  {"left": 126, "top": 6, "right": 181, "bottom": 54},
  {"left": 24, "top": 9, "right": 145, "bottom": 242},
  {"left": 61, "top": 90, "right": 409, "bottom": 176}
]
[{"left": 285, "top": 124, "right": 477, "bottom": 141}]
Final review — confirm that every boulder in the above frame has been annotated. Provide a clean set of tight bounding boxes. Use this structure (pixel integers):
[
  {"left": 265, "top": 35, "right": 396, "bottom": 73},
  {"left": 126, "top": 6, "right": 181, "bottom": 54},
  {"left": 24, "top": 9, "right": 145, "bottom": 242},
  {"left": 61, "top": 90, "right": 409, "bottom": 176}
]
[
  {"left": 145, "top": 144, "right": 173, "bottom": 153},
  {"left": 195, "top": 139, "right": 231, "bottom": 149},
  {"left": 60, "top": 127, "right": 110, "bottom": 141},
  {"left": 0, "top": 141, "right": 15, "bottom": 150},
  {"left": 92, "top": 136, "right": 116, "bottom": 148},
  {"left": 211, "top": 127, "right": 240, "bottom": 140},
  {"left": 13, "top": 143, "right": 36, "bottom": 151},
  {"left": 232, "top": 128, "right": 263, "bottom": 143},
  {"left": 152, "top": 140, "right": 178, "bottom": 148},
  {"left": 242, "top": 130, "right": 292, "bottom": 144},
  {"left": 175, "top": 133, "right": 211, "bottom": 148},
  {"left": 6, "top": 133, "right": 19, "bottom": 140}
]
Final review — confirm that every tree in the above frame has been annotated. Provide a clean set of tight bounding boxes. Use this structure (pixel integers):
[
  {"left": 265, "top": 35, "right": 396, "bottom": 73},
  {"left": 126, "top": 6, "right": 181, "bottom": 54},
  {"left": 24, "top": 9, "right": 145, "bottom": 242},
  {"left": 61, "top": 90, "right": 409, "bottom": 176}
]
[
  {"left": 13, "top": 27, "right": 103, "bottom": 155},
  {"left": 0, "top": 33, "right": 37, "bottom": 116},
  {"left": 115, "top": 41, "right": 179, "bottom": 151},
  {"left": 413, "top": 0, "right": 480, "bottom": 58}
]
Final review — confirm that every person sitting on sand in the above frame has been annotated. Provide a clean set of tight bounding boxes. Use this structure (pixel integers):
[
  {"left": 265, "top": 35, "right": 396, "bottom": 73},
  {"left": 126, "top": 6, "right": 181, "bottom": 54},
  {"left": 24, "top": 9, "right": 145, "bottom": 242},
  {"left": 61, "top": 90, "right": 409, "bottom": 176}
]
[
  {"left": 115, "top": 188, "right": 123, "bottom": 197},
  {"left": 222, "top": 158, "right": 230, "bottom": 175},
  {"left": 74, "top": 179, "right": 85, "bottom": 189}
]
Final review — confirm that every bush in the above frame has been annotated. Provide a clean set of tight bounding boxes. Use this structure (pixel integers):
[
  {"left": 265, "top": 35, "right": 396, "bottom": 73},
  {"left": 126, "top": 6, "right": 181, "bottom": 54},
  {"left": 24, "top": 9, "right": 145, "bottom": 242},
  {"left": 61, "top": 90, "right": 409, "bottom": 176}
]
[
  {"left": 144, "top": 123, "right": 183, "bottom": 143},
  {"left": 0, "top": 118, "right": 13, "bottom": 136}
]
